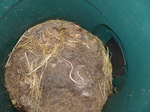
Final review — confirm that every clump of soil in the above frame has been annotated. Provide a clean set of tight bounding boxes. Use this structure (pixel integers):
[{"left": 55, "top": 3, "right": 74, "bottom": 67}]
[{"left": 5, "top": 20, "right": 113, "bottom": 112}]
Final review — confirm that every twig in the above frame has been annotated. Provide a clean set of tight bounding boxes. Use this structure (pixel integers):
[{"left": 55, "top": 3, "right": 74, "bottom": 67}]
[{"left": 25, "top": 53, "right": 31, "bottom": 71}]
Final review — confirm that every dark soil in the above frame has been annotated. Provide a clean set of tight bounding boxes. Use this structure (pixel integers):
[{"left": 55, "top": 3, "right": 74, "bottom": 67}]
[{"left": 5, "top": 20, "right": 112, "bottom": 112}]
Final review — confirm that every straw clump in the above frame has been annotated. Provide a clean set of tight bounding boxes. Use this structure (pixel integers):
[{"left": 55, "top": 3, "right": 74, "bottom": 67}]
[{"left": 5, "top": 20, "right": 113, "bottom": 112}]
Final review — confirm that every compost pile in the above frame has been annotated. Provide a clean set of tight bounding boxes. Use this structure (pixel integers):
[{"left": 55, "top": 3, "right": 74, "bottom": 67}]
[{"left": 5, "top": 20, "right": 113, "bottom": 112}]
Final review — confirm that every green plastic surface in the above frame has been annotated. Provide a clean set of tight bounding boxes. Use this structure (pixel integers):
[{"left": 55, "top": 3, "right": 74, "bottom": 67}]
[{"left": 0, "top": 0, "right": 150, "bottom": 112}]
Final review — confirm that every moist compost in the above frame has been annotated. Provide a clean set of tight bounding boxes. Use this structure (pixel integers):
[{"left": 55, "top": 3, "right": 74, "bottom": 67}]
[{"left": 5, "top": 20, "right": 113, "bottom": 112}]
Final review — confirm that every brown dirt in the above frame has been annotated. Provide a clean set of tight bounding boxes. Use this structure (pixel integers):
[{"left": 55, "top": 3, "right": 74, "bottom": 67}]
[{"left": 5, "top": 20, "right": 113, "bottom": 112}]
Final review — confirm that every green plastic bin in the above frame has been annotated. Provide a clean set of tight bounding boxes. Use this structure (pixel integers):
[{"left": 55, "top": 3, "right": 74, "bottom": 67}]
[{"left": 0, "top": 0, "right": 150, "bottom": 112}]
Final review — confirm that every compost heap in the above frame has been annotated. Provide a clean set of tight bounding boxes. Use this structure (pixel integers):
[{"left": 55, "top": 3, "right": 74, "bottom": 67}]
[{"left": 5, "top": 20, "right": 113, "bottom": 112}]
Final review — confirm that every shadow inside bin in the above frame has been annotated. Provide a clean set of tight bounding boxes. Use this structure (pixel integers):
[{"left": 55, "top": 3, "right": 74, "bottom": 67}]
[{"left": 93, "top": 24, "right": 127, "bottom": 92}]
